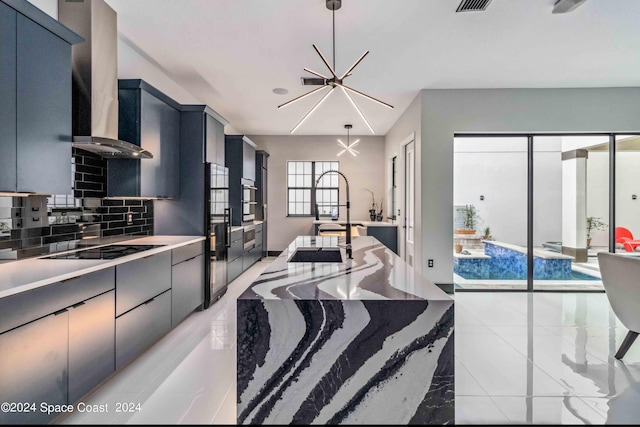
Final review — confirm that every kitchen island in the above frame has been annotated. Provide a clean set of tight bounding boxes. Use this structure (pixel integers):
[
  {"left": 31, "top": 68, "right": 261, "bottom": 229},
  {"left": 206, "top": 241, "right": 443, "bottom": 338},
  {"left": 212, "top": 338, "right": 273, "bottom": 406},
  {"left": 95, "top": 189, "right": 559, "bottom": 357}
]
[{"left": 237, "top": 236, "right": 454, "bottom": 425}]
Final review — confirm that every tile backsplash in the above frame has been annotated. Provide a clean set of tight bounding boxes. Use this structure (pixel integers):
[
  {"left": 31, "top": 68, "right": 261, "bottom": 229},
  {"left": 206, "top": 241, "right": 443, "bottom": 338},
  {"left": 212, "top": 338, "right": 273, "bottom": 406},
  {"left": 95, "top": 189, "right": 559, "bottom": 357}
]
[{"left": 0, "top": 148, "right": 154, "bottom": 261}]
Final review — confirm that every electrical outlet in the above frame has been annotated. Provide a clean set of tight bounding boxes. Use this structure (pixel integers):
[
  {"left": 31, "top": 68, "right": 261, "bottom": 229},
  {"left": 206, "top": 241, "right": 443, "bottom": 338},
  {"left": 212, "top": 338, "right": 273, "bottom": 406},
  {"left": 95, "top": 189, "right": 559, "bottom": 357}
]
[
  {"left": 127, "top": 212, "right": 133, "bottom": 225},
  {"left": 428, "top": 259, "right": 434, "bottom": 268}
]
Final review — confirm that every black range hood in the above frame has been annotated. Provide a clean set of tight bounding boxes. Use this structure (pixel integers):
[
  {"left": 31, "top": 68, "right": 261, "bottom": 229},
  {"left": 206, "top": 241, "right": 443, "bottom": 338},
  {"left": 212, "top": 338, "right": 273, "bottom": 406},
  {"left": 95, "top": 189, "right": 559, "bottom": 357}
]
[{"left": 58, "top": 0, "right": 153, "bottom": 160}]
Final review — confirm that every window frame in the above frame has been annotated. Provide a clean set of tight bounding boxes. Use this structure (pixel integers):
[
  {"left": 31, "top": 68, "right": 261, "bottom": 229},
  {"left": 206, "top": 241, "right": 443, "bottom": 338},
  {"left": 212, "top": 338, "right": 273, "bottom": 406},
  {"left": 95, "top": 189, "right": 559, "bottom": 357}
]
[{"left": 286, "top": 160, "right": 340, "bottom": 217}]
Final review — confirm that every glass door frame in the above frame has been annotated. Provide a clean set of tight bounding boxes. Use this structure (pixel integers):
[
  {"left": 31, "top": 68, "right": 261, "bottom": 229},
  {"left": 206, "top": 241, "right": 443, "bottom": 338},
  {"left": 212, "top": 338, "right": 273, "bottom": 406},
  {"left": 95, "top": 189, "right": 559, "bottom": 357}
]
[{"left": 454, "top": 132, "right": 640, "bottom": 292}]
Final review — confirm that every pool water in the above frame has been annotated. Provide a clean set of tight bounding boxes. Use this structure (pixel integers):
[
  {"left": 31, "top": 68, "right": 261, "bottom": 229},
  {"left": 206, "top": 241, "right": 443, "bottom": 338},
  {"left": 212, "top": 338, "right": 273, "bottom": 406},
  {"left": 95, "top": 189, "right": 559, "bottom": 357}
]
[{"left": 457, "top": 270, "right": 600, "bottom": 281}]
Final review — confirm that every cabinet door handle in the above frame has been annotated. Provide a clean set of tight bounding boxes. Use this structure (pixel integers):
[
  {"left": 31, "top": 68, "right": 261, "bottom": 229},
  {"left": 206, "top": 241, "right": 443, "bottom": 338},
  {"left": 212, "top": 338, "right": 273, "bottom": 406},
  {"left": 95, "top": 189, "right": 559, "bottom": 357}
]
[
  {"left": 180, "top": 255, "right": 201, "bottom": 264},
  {"left": 54, "top": 308, "right": 68, "bottom": 316},
  {"left": 143, "top": 297, "right": 155, "bottom": 305},
  {"left": 71, "top": 301, "right": 86, "bottom": 309}
]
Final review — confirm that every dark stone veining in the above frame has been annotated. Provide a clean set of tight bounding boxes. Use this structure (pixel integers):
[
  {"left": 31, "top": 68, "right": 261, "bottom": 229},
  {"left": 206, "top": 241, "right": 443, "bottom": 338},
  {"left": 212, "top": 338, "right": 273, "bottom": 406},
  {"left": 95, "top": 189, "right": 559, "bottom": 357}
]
[{"left": 237, "top": 236, "right": 454, "bottom": 425}]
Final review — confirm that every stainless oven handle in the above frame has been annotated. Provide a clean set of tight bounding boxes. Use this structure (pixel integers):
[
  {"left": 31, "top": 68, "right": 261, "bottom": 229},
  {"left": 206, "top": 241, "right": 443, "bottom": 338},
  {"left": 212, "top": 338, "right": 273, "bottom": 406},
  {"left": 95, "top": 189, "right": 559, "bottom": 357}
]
[{"left": 243, "top": 185, "right": 258, "bottom": 190}]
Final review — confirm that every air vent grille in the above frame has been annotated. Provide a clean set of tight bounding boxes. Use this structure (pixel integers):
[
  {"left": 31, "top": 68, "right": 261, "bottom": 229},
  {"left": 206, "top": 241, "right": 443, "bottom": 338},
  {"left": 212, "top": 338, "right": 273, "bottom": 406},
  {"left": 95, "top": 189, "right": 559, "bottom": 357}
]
[{"left": 456, "top": 0, "right": 492, "bottom": 12}]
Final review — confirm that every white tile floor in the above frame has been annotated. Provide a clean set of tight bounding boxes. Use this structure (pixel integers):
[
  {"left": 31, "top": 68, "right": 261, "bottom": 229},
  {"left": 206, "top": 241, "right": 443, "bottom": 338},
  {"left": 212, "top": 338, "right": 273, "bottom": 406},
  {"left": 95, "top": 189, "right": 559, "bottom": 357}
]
[{"left": 58, "top": 259, "right": 640, "bottom": 425}]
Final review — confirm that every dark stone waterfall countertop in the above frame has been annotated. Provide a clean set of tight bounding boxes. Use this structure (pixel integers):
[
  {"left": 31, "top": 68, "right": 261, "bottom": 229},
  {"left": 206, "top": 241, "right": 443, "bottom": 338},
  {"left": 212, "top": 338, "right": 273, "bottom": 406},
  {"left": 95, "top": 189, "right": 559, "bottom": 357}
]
[
  {"left": 239, "top": 235, "right": 452, "bottom": 302},
  {"left": 237, "top": 236, "right": 454, "bottom": 425}
]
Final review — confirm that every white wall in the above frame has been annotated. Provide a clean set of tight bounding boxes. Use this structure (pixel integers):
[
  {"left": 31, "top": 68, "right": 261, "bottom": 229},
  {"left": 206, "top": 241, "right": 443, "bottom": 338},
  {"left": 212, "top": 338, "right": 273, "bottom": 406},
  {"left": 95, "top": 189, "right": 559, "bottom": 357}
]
[
  {"left": 616, "top": 152, "right": 640, "bottom": 239},
  {"left": 453, "top": 137, "right": 564, "bottom": 247},
  {"left": 27, "top": 0, "right": 56, "bottom": 18},
  {"left": 384, "top": 93, "right": 422, "bottom": 270},
  {"left": 26, "top": 0, "right": 204, "bottom": 116},
  {"left": 585, "top": 151, "right": 610, "bottom": 246},
  {"left": 248, "top": 135, "right": 386, "bottom": 252},
  {"left": 418, "top": 87, "right": 640, "bottom": 284}
]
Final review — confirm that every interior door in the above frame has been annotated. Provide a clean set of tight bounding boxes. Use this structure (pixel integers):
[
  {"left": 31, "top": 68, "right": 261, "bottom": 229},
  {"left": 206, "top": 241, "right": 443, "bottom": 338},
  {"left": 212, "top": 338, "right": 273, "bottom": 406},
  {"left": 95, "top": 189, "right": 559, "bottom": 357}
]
[{"left": 405, "top": 140, "right": 415, "bottom": 266}]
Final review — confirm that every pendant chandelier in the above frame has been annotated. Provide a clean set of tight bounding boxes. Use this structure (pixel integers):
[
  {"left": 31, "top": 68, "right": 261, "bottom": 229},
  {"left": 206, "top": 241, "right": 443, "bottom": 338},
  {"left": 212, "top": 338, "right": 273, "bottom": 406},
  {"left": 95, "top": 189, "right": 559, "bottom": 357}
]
[
  {"left": 278, "top": 0, "right": 393, "bottom": 134},
  {"left": 337, "top": 124, "right": 359, "bottom": 157}
]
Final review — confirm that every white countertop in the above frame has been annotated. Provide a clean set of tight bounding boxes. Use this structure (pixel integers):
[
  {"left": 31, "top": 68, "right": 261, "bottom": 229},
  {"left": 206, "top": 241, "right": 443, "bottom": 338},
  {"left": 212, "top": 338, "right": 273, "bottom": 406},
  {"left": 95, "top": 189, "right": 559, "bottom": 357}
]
[
  {"left": 240, "top": 235, "right": 450, "bottom": 302},
  {"left": 0, "top": 235, "right": 205, "bottom": 299},
  {"left": 313, "top": 219, "right": 399, "bottom": 227}
]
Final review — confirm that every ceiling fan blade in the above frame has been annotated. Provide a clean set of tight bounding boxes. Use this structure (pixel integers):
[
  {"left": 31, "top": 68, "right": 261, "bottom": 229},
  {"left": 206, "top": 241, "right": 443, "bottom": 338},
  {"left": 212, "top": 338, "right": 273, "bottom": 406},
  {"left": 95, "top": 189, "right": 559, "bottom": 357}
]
[
  {"left": 291, "top": 86, "right": 335, "bottom": 133},
  {"left": 304, "top": 68, "right": 329, "bottom": 79},
  {"left": 337, "top": 149, "right": 347, "bottom": 157},
  {"left": 278, "top": 86, "right": 327, "bottom": 109},
  {"left": 312, "top": 44, "right": 338, "bottom": 78},
  {"left": 339, "top": 50, "right": 369, "bottom": 80},
  {"left": 340, "top": 86, "right": 375, "bottom": 134},
  {"left": 338, "top": 83, "right": 394, "bottom": 109}
]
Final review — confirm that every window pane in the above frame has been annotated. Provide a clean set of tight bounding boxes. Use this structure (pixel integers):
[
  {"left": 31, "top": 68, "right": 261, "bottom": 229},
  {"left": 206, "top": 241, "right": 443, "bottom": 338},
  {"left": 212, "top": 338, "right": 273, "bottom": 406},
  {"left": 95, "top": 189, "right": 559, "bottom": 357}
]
[
  {"left": 303, "top": 190, "right": 310, "bottom": 202},
  {"left": 303, "top": 175, "right": 311, "bottom": 187},
  {"left": 302, "top": 204, "right": 310, "bottom": 215},
  {"left": 304, "top": 162, "right": 311, "bottom": 174}
]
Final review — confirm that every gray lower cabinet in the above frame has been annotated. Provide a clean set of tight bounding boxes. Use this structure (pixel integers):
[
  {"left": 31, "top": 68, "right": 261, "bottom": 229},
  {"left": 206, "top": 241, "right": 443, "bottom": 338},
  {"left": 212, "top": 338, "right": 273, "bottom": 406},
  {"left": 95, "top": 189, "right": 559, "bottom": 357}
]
[
  {"left": 68, "top": 290, "right": 115, "bottom": 403},
  {"left": 243, "top": 247, "right": 256, "bottom": 271},
  {"left": 366, "top": 226, "right": 399, "bottom": 254},
  {"left": 115, "top": 290, "right": 171, "bottom": 370},
  {"left": 228, "top": 256, "right": 243, "bottom": 284},
  {"left": 255, "top": 244, "right": 263, "bottom": 263},
  {"left": 171, "top": 254, "right": 204, "bottom": 327},
  {"left": 0, "top": 311, "right": 68, "bottom": 425},
  {"left": 116, "top": 251, "right": 172, "bottom": 316}
]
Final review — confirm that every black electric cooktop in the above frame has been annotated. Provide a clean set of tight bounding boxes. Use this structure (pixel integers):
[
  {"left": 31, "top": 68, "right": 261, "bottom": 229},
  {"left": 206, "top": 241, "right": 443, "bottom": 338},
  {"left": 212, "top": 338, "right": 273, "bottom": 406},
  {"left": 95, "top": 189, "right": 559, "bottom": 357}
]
[{"left": 43, "top": 244, "right": 165, "bottom": 260}]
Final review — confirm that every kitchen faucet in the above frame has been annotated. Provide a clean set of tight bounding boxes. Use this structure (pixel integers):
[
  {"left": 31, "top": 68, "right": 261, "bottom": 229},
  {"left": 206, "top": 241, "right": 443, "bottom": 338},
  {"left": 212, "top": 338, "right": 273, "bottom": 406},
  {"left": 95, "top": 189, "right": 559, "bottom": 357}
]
[{"left": 314, "top": 170, "right": 352, "bottom": 259}]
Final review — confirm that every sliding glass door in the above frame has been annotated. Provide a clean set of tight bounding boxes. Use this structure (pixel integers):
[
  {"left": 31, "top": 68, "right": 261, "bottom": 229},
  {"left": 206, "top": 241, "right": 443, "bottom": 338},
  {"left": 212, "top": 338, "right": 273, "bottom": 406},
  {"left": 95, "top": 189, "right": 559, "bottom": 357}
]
[
  {"left": 453, "top": 136, "right": 528, "bottom": 290},
  {"left": 453, "top": 133, "right": 632, "bottom": 291},
  {"left": 532, "top": 136, "right": 607, "bottom": 291}
]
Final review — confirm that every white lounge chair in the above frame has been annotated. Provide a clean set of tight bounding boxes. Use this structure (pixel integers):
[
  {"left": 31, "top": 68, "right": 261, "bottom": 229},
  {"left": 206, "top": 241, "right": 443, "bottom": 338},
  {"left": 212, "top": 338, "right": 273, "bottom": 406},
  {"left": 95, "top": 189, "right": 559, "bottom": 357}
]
[{"left": 597, "top": 252, "right": 640, "bottom": 359}]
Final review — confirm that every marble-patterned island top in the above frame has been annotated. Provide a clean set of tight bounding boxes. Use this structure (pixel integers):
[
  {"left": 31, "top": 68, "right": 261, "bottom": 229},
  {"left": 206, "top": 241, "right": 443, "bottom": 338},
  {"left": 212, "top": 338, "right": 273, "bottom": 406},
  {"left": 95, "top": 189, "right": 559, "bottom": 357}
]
[
  {"left": 237, "top": 236, "right": 455, "bottom": 424},
  {"left": 239, "top": 235, "right": 451, "bottom": 302}
]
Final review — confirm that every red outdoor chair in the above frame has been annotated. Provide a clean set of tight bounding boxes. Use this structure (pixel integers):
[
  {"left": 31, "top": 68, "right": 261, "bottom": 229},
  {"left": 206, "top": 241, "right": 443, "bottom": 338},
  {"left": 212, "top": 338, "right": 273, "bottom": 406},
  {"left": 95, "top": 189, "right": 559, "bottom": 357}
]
[{"left": 615, "top": 227, "right": 640, "bottom": 252}]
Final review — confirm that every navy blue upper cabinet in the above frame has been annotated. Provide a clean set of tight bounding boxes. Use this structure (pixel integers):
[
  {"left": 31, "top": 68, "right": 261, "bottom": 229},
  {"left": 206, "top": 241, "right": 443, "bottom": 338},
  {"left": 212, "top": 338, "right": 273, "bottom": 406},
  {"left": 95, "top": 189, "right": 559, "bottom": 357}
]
[
  {"left": 0, "top": 2, "right": 17, "bottom": 192},
  {"left": 110, "top": 80, "right": 181, "bottom": 199},
  {"left": 180, "top": 105, "right": 229, "bottom": 166},
  {"left": 0, "top": 0, "right": 82, "bottom": 194}
]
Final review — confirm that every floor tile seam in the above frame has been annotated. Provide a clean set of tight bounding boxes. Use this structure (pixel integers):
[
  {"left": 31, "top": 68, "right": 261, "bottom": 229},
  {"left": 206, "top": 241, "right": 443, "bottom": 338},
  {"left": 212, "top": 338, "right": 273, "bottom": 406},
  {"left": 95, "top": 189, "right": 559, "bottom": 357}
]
[
  {"left": 541, "top": 328, "right": 621, "bottom": 367},
  {"left": 487, "top": 394, "right": 608, "bottom": 424},
  {"left": 209, "top": 382, "right": 235, "bottom": 423},
  {"left": 487, "top": 323, "right": 623, "bottom": 384},
  {"left": 480, "top": 328, "right": 586, "bottom": 400},
  {"left": 454, "top": 357, "right": 492, "bottom": 398}
]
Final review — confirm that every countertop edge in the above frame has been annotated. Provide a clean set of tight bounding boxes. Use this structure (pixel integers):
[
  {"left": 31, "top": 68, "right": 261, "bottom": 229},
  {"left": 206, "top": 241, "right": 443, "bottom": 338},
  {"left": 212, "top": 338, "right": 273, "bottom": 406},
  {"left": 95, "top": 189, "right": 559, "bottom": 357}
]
[{"left": 0, "top": 236, "right": 205, "bottom": 299}]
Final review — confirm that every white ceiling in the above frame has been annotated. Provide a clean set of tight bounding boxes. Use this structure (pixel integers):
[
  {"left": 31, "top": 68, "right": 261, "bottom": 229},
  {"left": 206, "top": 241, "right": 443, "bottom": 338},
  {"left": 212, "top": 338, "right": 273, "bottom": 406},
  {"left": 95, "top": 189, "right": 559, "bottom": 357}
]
[{"left": 104, "top": 0, "right": 640, "bottom": 136}]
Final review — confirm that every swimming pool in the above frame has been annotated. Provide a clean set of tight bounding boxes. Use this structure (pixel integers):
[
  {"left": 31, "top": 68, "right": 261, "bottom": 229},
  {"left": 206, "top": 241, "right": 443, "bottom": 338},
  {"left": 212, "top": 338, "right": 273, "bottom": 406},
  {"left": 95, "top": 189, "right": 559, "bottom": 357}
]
[{"left": 456, "top": 270, "right": 600, "bottom": 281}]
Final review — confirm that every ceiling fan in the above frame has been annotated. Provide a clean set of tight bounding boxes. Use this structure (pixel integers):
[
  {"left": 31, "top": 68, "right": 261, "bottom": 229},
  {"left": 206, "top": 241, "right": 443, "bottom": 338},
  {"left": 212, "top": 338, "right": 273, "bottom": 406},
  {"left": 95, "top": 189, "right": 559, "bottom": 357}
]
[{"left": 278, "top": 0, "right": 393, "bottom": 134}]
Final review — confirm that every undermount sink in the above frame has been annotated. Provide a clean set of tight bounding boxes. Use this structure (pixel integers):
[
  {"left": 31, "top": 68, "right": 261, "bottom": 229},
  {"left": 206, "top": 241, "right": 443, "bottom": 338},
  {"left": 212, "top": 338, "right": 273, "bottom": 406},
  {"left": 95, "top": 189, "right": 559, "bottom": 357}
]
[{"left": 288, "top": 247, "right": 344, "bottom": 263}]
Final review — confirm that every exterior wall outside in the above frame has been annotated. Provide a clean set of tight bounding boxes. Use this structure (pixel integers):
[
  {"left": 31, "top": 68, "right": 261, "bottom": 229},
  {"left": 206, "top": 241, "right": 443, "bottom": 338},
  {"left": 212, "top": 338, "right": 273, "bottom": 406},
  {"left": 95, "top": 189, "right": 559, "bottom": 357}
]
[{"left": 248, "top": 135, "right": 386, "bottom": 252}]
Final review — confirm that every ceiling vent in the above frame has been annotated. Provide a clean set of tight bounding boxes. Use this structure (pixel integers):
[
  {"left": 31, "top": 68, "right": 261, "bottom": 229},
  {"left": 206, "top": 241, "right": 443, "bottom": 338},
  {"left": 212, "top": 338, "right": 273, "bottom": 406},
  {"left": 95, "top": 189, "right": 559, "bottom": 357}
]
[{"left": 456, "top": 0, "right": 492, "bottom": 12}]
